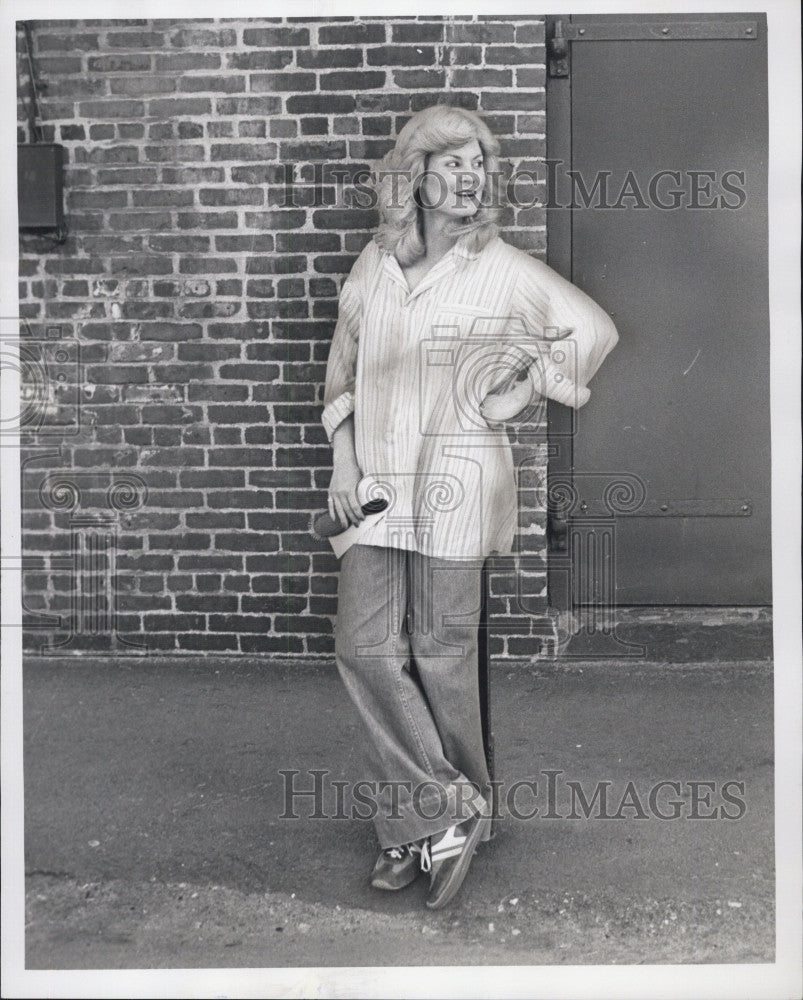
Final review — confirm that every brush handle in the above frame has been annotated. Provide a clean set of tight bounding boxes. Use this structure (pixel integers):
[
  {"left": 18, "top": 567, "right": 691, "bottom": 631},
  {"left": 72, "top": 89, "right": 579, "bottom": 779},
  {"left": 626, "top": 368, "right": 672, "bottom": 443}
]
[{"left": 310, "top": 498, "right": 388, "bottom": 540}]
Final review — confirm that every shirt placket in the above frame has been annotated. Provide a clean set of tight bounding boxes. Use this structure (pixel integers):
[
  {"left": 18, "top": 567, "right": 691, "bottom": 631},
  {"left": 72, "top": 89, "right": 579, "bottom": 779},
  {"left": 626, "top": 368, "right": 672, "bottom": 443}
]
[{"left": 379, "top": 249, "right": 467, "bottom": 554}]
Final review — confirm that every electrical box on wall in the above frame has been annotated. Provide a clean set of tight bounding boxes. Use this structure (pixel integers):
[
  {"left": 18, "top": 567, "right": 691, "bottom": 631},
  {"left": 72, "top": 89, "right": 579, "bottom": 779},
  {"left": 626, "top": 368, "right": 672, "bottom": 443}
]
[{"left": 18, "top": 143, "right": 65, "bottom": 231}]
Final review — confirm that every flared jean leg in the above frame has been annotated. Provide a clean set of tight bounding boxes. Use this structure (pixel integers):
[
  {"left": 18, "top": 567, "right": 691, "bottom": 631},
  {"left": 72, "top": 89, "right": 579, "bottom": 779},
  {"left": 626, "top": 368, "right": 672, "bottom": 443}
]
[
  {"left": 406, "top": 549, "right": 492, "bottom": 799},
  {"left": 334, "top": 544, "right": 489, "bottom": 849}
]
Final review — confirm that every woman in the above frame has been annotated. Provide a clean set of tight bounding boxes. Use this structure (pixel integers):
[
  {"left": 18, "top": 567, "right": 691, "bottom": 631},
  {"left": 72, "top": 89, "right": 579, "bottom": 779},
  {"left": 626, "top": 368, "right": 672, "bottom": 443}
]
[{"left": 321, "top": 104, "right": 618, "bottom": 910}]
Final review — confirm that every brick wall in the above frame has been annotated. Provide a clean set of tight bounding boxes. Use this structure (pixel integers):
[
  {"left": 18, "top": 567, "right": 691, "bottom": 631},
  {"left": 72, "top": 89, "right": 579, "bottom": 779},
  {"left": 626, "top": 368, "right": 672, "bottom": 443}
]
[{"left": 16, "top": 15, "right": 549, "bottom": 660}]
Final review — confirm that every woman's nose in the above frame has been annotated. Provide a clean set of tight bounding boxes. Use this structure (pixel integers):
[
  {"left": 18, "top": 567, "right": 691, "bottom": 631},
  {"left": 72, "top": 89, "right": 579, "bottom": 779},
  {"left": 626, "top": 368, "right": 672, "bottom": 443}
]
[{"left": 457, "top": 173, "right": 480, "bottom": 193}]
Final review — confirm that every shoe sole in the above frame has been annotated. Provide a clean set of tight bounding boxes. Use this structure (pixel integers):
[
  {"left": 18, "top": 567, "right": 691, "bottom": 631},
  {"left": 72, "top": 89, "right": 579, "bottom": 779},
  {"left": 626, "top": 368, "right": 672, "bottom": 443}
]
[
  {"left": 370, "top": 868, "right": 421, "bottom": 891},
  {"left": 425, "top": 813, "right": 491, "bottom": 910}
]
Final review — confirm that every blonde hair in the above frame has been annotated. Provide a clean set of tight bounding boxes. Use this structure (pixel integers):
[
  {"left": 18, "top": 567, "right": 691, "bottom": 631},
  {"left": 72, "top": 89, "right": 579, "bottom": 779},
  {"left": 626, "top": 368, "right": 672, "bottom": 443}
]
[{"left": 373, "top": 104, "right": 503, "bottom": 266}]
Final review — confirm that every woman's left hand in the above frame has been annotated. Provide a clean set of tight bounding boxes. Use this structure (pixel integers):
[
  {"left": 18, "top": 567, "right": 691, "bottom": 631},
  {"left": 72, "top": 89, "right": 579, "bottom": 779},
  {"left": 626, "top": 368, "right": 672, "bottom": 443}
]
[{"left": 480, "top": 378, "right": 540, "bottom": 426}]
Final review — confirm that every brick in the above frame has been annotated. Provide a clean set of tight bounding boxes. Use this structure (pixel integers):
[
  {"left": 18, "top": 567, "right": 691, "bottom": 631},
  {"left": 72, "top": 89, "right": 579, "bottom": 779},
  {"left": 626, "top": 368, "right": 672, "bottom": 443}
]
[
  {"left": 161, "top": 167, "right": 226, "bottom": 185},
  {"left": 250, "top": 72, "right": 316, "bottom": 92},
  {"left": 135, "top": 322, "right": 202, "bottom": 342},
  {"left": 485, "top": 45, "right": 545, "bottom": 65},
  {"left": 276, "top": 447, "right": 330, "bottom": 468},
  {"left": 176, "top": 343, "right": 239, "bottom": 363},
  {"left": 240, "top": 634, "right": 304, "bottom": 654},
  {"left": 452, "top": 68, "right": 512, "bottom": 88},
  {"left": 249, "top": 469, "right": 311, "bottom": 489},
  {"left": 270, "top": 119, "right": 297, "bottom": 138},
  {"left": 214, "top": 427, "right": 242, "bottom": 445},
  {"left": 154, "top": 52, "right": 222, "bottom": 71},
  {"left": 210, "top": 142, "right": 279, "bottom": 162},
  {"left": 276, "top": 278, "right": 305, "bottom": 298},
  {"left": 176, "top": 594, "right": 239, "bottom": 613},
  {"left": 144, "top": 613, "right": 206, "bottom": 632},
  {"left": 141, "top": 404, "right": 199, "bottom": 424},
  {"left": 392, "top": 22, "right": 445, "bottom": 43},
  {"left": 37, "top": 55, "right": 84, "bottom": 74},
  {"left": 78, "top": 99, "right": 145, "bottom": 118},
  {"left": 207, "top": 404, "right": 271, "bottom": 424},
  {"left": 86, "top": 364, "right": 149, "bottom": 385},
  {"left": 304, "top": 635, "right": 332, "bottom": 654},
  {"left": 319, "top": 71, "right": 386, "bottom": 90},
  {"left": 169, "top": 27, "right": 237, "bottom": 47},
  {"left": 174, "top": 211, "right": 238, "bottom": 231},
  {"left": 275, "top": 233, "right": 340, "bottom": 253},
  {"left": 516, "top": 23, "right": 546, "bottom": 44},
  {"left": 178, "top": 633, "right": 238, "bottom": 651},
  {"left": 481, "top": 91, "right": 545, "bottom": 112},
  {"left": 147, "top": 97, "right": 213, "bottom": 117},
  {"left": 274, "top": 615, "right": 332, "bottom": 634},
  {"left": 186, "top": 379, "right": 246, "bottom": 405},
  {"left": 286, "top": 95, "right": 355, "bottom": 115},
  {"left": 216, "top": 96, "right": 282, "bottom": 115},
  {"left": 297, "top": 48, "right": 363, "bottom": 69},
  {"left": 516, "top": 67, "right": 546, "bottom": 88},
  {"left": 243, "top": 279, "right": 274, "bottom": 299},
  {"left": 208, "top": 449, "right": 274, "bottom": 468},
  {"left": 182, "top": 75, "right": 246, "bottom": 93},
  {"left": 242, "top": 26, "right": 309, "bottom": 46},
  {"left": 141, "top": 492, "right": 202, "bottom": 509},
  {"left": 140, "top": 447, "right": 206, "bottom": 467},
  {"left": 447, "top": 23, "right": 515, "bottom": 43},
  {"left": 318, "top": 24, "right": 385, "bottom": 45},
  {"left": 311, "top": 208, "right": 378, "bottom": 231},
  {"left": 392, "top": 69, "right": 445, "bottom": 89},
  {"left": 180, "top": 470, "right": 245, "bottom": 489},
  {"left": 238, "top": 121, "right": 267, "bottom": 139},
  {"left": 300, "top": 117, "right": 328, "bottom": 136},
  {"left": 37, "top": 32, "right": 100, "bottom": 51},
  {"left": 218, "top": 363, "right": 280, "bottom": 382},
  {"left": 177, "top": 555, "right": 242, "bottom": 572},
  {"left": 248, "top": 511, "right": 309, "bottom": 531},
  {"left": 367, "top": 46, "right": 436, "bottom": 66}
]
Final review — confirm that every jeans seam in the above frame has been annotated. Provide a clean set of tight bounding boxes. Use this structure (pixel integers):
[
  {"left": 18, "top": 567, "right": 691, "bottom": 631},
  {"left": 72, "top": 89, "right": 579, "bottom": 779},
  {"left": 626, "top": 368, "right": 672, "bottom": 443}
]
[{"left": 393, "top": 663, "right": 437, "bottom": 780}]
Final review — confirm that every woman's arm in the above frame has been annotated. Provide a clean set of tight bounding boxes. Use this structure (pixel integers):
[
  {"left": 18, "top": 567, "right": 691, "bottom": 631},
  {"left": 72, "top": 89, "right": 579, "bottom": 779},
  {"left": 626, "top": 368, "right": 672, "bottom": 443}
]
[
  {"left": 322, "top": 274, "right": 366, "bottom": 527},
  {"left": 329, "top": 413, "right": 365, "bottom": 528}
]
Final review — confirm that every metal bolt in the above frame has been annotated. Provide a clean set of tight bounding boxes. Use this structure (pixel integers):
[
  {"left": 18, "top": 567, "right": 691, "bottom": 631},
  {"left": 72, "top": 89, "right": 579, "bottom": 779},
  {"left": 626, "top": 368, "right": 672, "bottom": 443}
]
[
  {"left": 660, "top": 504, "right": 669, "bottom": 512},
  {"left": 661, "top": 27, "right": 670, "bottom": 35},
  {"left": 741, "top": 504, "right": 750, "bottom": 512},
  {"left": 745, "top": 27, "right": 753, "bottom": 34},
  {"left": 580, "top": 502, "right": 588, "bottom": 512}
]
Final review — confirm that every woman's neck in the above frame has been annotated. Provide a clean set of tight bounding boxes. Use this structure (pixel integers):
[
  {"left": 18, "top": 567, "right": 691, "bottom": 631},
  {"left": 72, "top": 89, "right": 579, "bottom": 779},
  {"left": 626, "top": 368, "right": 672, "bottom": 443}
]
[{"left": 420, "top": 211, "right": 461, "bottom": 261}]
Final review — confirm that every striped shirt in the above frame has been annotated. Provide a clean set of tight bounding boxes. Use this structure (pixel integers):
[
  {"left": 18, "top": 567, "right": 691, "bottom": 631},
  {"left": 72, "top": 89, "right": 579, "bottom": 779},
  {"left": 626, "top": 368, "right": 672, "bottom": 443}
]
[{"left": 321, "top": 234, "right": 616, "bottom": 560}]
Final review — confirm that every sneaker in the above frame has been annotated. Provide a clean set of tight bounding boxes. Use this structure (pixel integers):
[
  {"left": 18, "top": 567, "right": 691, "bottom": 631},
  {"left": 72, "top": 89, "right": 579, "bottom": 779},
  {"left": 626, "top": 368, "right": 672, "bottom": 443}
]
[
  {"left": 370, "top": 842, "right": 424, "bottom": 891},
  {"left": 424, "top": 808, "right": 491, "bottom": 910}
]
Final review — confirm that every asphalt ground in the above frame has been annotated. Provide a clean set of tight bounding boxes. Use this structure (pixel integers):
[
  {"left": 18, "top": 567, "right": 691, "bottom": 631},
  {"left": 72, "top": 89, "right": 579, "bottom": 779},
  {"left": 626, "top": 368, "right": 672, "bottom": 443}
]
[{"left": 20, "top": 655, "right": 774, "bottom": 969}]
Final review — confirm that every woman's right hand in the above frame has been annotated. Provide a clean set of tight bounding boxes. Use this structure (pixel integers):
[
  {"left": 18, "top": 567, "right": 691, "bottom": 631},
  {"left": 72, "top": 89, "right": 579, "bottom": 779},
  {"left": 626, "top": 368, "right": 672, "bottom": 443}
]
[{"left": 328, "top": 456, "right": 365, "bottom": 528}]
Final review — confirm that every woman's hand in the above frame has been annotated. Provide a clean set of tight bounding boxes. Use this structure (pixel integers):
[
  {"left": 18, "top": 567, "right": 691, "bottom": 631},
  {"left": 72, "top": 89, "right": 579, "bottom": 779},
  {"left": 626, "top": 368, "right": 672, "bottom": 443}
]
[
  {"left": 328, "top": 455, "right": 365, "bottom": 528},
  {"left": 480, "top": 377, "right": 540, "bottom": 426}
]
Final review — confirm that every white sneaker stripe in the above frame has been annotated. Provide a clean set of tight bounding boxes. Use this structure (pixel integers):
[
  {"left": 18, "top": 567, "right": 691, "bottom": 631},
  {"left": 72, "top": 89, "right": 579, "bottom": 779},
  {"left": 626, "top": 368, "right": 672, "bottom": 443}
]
[{"left": 432, "top": 845, "right": 464, "bottom": 861}]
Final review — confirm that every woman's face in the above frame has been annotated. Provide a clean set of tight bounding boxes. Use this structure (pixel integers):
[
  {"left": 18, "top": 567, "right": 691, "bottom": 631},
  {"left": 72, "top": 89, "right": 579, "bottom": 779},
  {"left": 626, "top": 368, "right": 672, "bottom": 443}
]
[{"left": 418, "top": 139, "right": 486, "bottom": 219}]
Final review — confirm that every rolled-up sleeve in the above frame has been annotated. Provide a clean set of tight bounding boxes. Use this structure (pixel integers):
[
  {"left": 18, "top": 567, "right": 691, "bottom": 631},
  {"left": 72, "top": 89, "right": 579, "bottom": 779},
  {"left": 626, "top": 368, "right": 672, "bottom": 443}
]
[
  {"left": 511, "top": 251, "right": 618, "bottom": 407},
  {"left": 321, "top": 278, "right": 362, "bottom": 442}
]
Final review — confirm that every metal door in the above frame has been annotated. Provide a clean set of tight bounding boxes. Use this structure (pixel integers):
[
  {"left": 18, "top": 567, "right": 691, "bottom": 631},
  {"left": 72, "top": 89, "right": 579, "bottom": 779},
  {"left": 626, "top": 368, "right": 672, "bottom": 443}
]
[{"left": 545, "top": 13, "right": 771, "bottom": 609}]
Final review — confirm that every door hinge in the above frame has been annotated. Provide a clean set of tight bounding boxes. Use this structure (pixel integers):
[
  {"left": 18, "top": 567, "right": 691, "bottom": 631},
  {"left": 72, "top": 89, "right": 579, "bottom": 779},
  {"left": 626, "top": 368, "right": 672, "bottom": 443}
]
[{"left": 548, "top": 18, "right": 570, "bottom": 78}]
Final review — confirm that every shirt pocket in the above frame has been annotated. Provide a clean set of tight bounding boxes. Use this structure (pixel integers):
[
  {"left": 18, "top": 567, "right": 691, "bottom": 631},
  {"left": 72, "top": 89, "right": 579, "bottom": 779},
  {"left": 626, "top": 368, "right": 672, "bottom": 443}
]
[{"left": 431, "top": 302, "right": 491, "bottom": 338}]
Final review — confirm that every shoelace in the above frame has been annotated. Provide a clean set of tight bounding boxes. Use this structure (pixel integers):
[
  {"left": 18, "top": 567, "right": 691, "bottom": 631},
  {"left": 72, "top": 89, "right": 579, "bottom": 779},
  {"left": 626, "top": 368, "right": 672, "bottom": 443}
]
[
  {"left": 411, "top": 839, "right": 432, "bottom": 873},
  {"left": 383, "top": 841, "right": 432, "bottom": 872}
]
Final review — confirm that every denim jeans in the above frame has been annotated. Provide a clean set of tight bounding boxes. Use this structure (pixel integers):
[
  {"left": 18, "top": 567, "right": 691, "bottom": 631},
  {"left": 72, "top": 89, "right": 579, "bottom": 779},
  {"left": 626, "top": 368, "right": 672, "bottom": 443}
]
[{"left": 334, "top": 543, "right": 492, "bottom": 848}]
